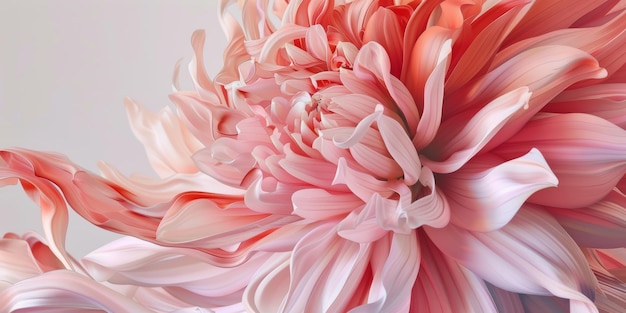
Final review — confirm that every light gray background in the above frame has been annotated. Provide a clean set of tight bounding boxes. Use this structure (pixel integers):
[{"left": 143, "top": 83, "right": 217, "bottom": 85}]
[{"left": 0, "top": 1, "right": 227, "bottom": 257}]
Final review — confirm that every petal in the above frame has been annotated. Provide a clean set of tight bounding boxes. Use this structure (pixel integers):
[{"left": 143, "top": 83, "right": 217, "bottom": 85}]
[
  {"left": 494, "top": 113, "right": 626, "bottom": 208},
  {"left": 549, "top": 190, "right": 626, "bottom": 248},
  {"left": 350, "top": 232, "right": 420, "bottom": 313},
  {"left": 282, "top": 223, "right": 372, "bottom": 312},
  {"left": 0, "top": 270, "right": 153, "bottom": 312},
  {"left": 440, "top": 148, "right": 557, "bottom": 231},
  {"left": 292, "top": 188, "right": 363, "bottom": 220},
  {"left": 125, "top": 98, "right": 203, "bottom": 177},
  {"left": 410, "top": 235, "right": 498, "bottom": 313},
  {"left": 426, "top": 206, "right": 598, "bottom": 312},
  {"left": 422, "top": 86, "right": 531, "bottom": 173},
  {"left": 0, "top": 238, "right": 43, "bottom": 290},
  {"left": 83, "top": 236, "right": 266, "bottom": 307}
]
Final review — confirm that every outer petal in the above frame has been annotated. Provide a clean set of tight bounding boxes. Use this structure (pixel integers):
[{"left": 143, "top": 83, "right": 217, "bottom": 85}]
[
  {"left": 549, "top": 190, "right": 626, "bottom": 248},
  {"left": 439, "top": 148, "right": 557, "bottom": 231},
  {"left": 426, "top": 206, "right": 598, "bottom": 312},
  {"left": 0, "top": 238, "right": 44, "bottom": 290},
  {"left": 495, "top": 113, "right": 626, "bottom": 208},
  {"left": 0, "top": 270, "right": 153, "bottom": 312}
]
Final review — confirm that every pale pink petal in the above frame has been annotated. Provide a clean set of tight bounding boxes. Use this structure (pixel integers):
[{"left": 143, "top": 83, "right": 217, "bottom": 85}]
[
  {"left": 0, "top": 270, "right": 153, "bottom": 312},
  {"left": 350, "top": 232, "right": 420, "bottom": 313},
  {"left": 125, "top": 98, "right": 203, "bottom": 177},
  {"left": 426, "top": 206, "right": 598, "bottom": 312},
  {"left": 410, "top": 235, "right": 498, "bottom": 313},
  {"left": 422, "top": 86, "right": 531, "bottom": 173},
  {"left": 549, "top": 190, "right": 626, "bottom": 248},
  {"left": 281, "top": 223, "right": 371, "bottom": 312},
  {"left": 545, "top": 84, "right": 626, "bottom": 128},
  {"left": 188, "top": 30, "right": 219, "bottom": 102},
  {"left": 292, "top": 188, "right": 363, "bottom": 220},
  {"left": 440, "top": 148, "right": 557, "bottom": 231},
  {"left": 0, "top": 238, "right": 43, "bottom": 290},
  {"left": 83, "top": 236, "right": 267, "bottom": 308},
  {"left": 495, "top": 113, "right": 626, "bottom": 208},
  {"left": 337, "top": 195, "right": 388, "bottom": 243},
  {"left": 243, "top": 252, "right": 291, "bottom": 312}
]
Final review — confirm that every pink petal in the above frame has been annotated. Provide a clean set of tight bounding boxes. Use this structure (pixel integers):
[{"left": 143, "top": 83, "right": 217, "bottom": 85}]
[
  {"left": 83, "top": 236, "right": 267, "bottom": 307},
  {"left": 549, "top": 190, "right": 626, "bottom": 248},
  {"left": 378, "top": 113, "right": 422, "bottom": 185},
  {"left": 0, "top": 270, "right": 153, "bottom": 312},
  {"left": 281, "top": 223, "right": 372, "bottom": 312},
  {"left": 350, "top": 232, "right": 420, "bottom": 313},
  {"left": 292, "top": 188, "right": 363, "bottom": 220},
  {"left": 410, "top": 235, "right": 498, "bottom": 313},
  {"left": 426, "top": 206, "right": 598, "bottom": 311},
  {"left": 422, "top": 86, "right": 531, "bottom": 173},
  {"left": 440, "top": 148, "right": 557, "bottom": 231},
  {"left": 243, "top": 252, "right": 291, "bottom": 312},
  {"left": 0, "top": 238, "right": 43, "bottom": 290},
  {"left": 495, "top": 113, "right": 626, "bottom": 208},
  {"left": 125, "top": 98, "right": 203, "bottom": 177}
]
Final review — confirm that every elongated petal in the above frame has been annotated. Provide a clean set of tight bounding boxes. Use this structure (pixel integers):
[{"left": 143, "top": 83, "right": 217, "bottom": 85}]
[
  {"left": 422, "top": 87, "right": 531, "bottom": 173},
  {"left": 0, "top": 270, "right": 153, "bottom": 312},
  {"left": 411, "top": 235, "right": 498, "bottom": 313},
  {"left": 0, "top": 239, "right": 43, "bottom": 290},
  {"left": 350, "top": 232, "right": 420, "bottom": 313},
  {"left": 426, "top": 206, "right": 598, "bottom": 311},
  {"left": 292, "top": 188, "right": 362, "bottom": 220},
  {"left": 495, "top": 113, "right": 626, "bottom": 208},
  {"left": 549, "top": 190, "right": 626, "bottom": 248},
  {"left": 440, "top": 148, "right": 557, "bottom": 231}
]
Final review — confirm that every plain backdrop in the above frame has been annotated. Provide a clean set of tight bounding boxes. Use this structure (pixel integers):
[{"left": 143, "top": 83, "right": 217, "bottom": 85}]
[{"left": 0, "top": 1, "right": 227, "bottom": 257}]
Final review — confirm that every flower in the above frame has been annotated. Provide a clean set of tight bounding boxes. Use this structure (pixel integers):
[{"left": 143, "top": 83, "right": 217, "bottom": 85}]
[{"left": 2, "top": 0, "right": 626, "bottom": 312}]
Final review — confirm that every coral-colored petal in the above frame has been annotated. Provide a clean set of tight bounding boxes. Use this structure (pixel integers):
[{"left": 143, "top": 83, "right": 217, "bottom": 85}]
[
  {"left": 440, "top": 148, "right": 557, "bottom": 231},
  {"left": 495, "top": 113, "right": 626, "bottom": 208},
  {"left": 426, "top": 206, "right": 598, "bottom": 311}
]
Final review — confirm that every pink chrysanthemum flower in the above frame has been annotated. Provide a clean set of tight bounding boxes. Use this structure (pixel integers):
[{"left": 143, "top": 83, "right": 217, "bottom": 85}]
[{"left": 2, "top": 0, "right": 626, "bottom": 312}]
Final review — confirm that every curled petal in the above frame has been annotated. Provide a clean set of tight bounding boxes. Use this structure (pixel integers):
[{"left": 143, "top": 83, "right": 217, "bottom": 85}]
[
  {"left": 440, "top": 148, "right": 558, "bottom": 232},
  {"left": 0, "top": 238, "right": 44, "bottom": 290},
  {"left": 495, "top": 113, "right": 626, "bottom": 208},
  {"left": 426, "top": 206, "right": 598, "bottom": 312}
]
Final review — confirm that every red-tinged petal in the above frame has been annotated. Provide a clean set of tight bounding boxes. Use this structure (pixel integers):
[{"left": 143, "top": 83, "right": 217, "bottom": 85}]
[
  {"left": 495, "top": 113, "right": 626, "bottom": 208},
  {"left": 293, "top": 188, "right": 363, "bottom": 220},
  {"left": 413, "top": 37, "right": 449, "bottom": 150},
  {"left": 410, "top": 235, "right": 498, "bottom": 313},
  {"left": 545, "top": 84, "right": 626, "bottom": 128},
  {"left": 125, "top": 98, "right": 203, "bottom": 177},
  {"left": 350, "top": 232, "right": 420, "bottom": 313},
  {"left": 283, "top": 0, "right": 334, "bottom": 26},
  {"left": 282, "top": 223, "right": 371, "bottom": 312},
  {"left": 426, "top": 206, "right": 598, "bottom": 312},
  {"left": 549, "top": 190, "right": 626, "bottom": 248},
  {"left": 422, "top": 87, "right": 531, "bottom": 173},
  {"left": 363, "top": 6, "right": 407, "bottom": 77},
  {"left": 0, "top": 270, "right": 153, "bottom": 312},
  {"left": 440, "top": 148, "right": 557, "bottom": 232},
  {"left": 83, "top": 236, "right": 267, "bottom": 307},
  {"left": 504, "top": 0, "right": 608, "bottom": 43},
  {"left": 156, "top": 195, "right": 299, "bottom": 248},
  {"left": 446, "top": 0, "right": 532, "bottom": 93}
]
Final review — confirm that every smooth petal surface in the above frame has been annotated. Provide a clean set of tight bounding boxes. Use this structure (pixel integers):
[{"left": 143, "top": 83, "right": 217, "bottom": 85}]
[
  {"left": 426, "top": 206, "right": 598, "bottom": 312},
  {"left": 495, "top": 113, "right": 626, "bottom": 208},
  {"left": 440, "top": 148, "right": 557, "bottom": 231}
]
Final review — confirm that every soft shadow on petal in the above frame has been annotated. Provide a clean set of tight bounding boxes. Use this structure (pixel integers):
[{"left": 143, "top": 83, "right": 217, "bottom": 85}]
[
  {"left": 440, "top": 148, "right": 557, "bottom": 232},
  {"left": 410, "top": 233, "right": 499, "bottom": 312},
  {"left": 426, "top": 206, "right": 598, "bottom": 312},
  {"left": 495, "top": 113, "right": 626, "bottom": 208}
]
